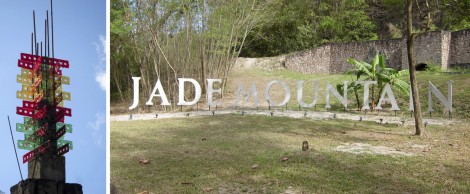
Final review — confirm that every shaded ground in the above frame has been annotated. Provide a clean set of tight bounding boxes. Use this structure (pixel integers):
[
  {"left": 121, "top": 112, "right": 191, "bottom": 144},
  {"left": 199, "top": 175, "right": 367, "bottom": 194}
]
[{"left": 111, "top": 115, "right": 470, "bottom": 193}]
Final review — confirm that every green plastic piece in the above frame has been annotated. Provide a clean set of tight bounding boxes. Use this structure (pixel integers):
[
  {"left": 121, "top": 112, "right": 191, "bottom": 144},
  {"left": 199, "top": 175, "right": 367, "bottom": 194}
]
[
  {"left": 58, "top": 139, "right": 73, "bottom": 150},
  {"left": 56, "top": 122, "right": 73, "bottom": 133},
  {"left": 16, "top": 123, "right": 38, "bottom": 134},
  {"left": 18, "top": 140, "right": 37, "bottom": 151},
  {"left": 24, "top": 134, "right": 42, "bottom": 145}
]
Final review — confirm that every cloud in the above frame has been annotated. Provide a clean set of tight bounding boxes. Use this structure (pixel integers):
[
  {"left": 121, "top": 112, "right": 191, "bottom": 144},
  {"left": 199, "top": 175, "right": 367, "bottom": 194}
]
[
  {"left": 87, "top": 112, "right": 105, "bottom": 146},
  {"left": 93, "top": 35, "right": 107, "bottom": 91}
]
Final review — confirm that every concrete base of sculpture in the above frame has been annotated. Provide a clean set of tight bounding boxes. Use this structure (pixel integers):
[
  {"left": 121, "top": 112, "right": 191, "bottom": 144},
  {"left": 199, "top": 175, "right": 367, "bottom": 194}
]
[
  {"left": 10, "top": 179, "right": 82, "bottom": 194},
  {"left": 27, "top": 153, "right": 66, "bottom": 182}
]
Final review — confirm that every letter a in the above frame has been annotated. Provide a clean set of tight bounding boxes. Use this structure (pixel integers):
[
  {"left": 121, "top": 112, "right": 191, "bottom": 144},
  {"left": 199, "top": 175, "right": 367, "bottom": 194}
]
[{"left": 146, "top": 79, "right": 170, "bottom": 106}]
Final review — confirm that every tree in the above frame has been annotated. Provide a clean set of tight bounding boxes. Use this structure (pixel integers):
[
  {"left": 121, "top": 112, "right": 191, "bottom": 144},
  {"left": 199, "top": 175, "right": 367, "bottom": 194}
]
[
  {"left": 110, "top": 0, "right": 271, "bottom": 110},
  {"left": 344, "top": 54, "right": 409, "bottom": 110},
  {"left": 240, "top": 0, "right": 378, "bottom": 57},
  {"left": 407, "top": 0, "right": 423, "bottom": 136}
]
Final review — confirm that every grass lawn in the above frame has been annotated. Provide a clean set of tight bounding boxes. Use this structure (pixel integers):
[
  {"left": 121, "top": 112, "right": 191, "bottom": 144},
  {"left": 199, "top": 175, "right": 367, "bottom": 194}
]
[{"left": 111, "top": 115, "right": 470, "bottom": 193}]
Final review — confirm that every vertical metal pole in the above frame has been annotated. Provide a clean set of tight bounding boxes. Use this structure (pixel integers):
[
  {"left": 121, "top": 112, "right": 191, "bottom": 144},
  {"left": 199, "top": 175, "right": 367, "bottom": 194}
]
[
  {"left": 31, "top": 33, "right": 33, "bottom": 55},
  {"left": 50, "top": 0, "right": 56, "bottom": 108},
  {"left": 8, "top": 116, "right": 23, "bottom": 181},
  {"left": 33, "top": 11, "right": 37, "bottom": 55},
  {"left": 47, "top": 10, "right": 50, "bottom": 57},
  {"left": 51, "top": 0, "right": 54, "bottom": 59},
  {"left": 44, "top": 19, "right": 47, "bottom": 57}
]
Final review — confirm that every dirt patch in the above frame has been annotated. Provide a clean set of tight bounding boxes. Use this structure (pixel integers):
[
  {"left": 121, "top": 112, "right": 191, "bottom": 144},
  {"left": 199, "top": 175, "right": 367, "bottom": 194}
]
[
  {"left": 334, "top": 143, "right": 414, "bottom": 156},
  {"left": 233, "top": 56, "right": 286, "bottom": 71}
]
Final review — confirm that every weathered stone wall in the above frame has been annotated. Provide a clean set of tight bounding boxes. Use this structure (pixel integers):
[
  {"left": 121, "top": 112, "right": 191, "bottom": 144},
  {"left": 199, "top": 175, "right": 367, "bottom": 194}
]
[
  {"left": 282, "top": 29, "right": 470, "bottom": 74},
  {"left": 405, "top": 30, "right": 451, "bottom": 70},
  {"left": 450, "top": 29, "right": 470, "bottom": 67},
  {"left": 285, "top": 46, "right": 331, "bottom": 74}
]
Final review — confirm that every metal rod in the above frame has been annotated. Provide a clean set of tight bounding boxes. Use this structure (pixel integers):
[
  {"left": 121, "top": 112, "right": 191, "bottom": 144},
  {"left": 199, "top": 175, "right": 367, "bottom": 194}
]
[
  {"left": 33, "top": 11, "right": 37, "bottom": 55},
  {"left": 50, "top": 0, "right": 56, "bottom": 107},
  {"left": 31, "top": 33, "right": 33, "bottom": 55},
  {"left": 47, "top": 10, "right": 50, "bottom": 58},
  {"left": 8, "top": 116, "right": 24, "bottom": 181},
  {"left": 51, "top": 0, "right": 54, "bottom": 58},
  {"left": 44, "top": 19, "right": 47, "bottom": 57}
]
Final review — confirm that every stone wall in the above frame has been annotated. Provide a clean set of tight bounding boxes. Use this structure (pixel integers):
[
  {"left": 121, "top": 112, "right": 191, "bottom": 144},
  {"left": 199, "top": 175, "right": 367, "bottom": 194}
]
[
  {"left": 285, "top": 46, "right": 331, "bottom": 74},
  {"left": 450, "top": 29, "right": 470, "bottom": 67},
  {"left": 406, "top": 30, "right": 451, "bottom": 70},
  {"left": 282, "top": 29, "right": 470, "bottom": 74}
]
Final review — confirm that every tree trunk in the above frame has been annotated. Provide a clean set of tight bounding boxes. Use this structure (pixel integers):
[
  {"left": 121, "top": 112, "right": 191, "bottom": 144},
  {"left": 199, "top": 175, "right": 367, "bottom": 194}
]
[
  {"left": 200, "top": 0, "right": 207, "bottom": 94},
  {"left": 407, "top": 0, "right": 423, "bottom": 136},
  {"left": 354, "top": 86, "right": 361, "bottom": 110}
]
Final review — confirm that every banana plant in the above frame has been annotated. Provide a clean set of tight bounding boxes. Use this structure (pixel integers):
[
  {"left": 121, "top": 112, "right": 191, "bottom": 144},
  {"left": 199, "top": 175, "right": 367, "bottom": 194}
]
[{"left": 345, "top": 54, "right": 409, "bottom": 110}]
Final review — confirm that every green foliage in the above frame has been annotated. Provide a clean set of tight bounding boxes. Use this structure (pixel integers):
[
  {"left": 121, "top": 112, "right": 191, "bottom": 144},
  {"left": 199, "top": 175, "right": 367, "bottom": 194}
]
[
  {"left": 240, "top": 0, "right": 378, "bottom": 57},
  {"left": 441, "top": 0, "right": 470, "bottom": 31},
  {"left": 344, "top": 54, "right": 410, "bottom": 110}
]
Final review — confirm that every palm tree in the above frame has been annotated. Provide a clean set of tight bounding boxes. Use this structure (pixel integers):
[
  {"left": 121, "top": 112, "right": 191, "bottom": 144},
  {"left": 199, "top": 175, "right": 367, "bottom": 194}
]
[{"left": 346, "top": 54, "right": 409, "bottom": 110}]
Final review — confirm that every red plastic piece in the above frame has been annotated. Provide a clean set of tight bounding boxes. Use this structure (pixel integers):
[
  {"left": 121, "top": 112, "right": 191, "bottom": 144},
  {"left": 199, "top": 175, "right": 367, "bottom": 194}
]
[
  {"left": 56, "top": 125, "right": 66, "bottom": 139},
  {"left": 56, "top": 107, "right": 72, "bottom": 117},
  {"left": 17, "top": 59, "right": 35, "bottom": 70},
  {"left": 55, "top": 111, "right": 64, "bottom": 123},
  {"left": 23, "top": 101, "right": 39, "bottom": 109},
  {"left": 32, "top": 106, "right": 47, "bottom": 119},
  {"left": 22, "top": 140, "right": 50, "bottom": 163},
  {"left": 19, "top": 53, "right": 69, "bottom": 68},
  {"left": 36, "top": 123, "right": 48, "bottom": 137},
  {"left": 16, "top": 107, "right": 35, "bottom": 117},
  {"left": 57, "top": 143, "right": 69, "bottom": 156}
]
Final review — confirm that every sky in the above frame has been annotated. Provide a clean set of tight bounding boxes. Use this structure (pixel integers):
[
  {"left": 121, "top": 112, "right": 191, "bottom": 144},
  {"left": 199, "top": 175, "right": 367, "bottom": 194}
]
[{"left": 0, "top": 1, "right": 106, "bottom": 193}]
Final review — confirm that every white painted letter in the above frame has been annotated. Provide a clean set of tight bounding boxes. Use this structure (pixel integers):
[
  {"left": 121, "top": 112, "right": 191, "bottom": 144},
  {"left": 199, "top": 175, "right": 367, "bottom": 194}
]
[
  {"left": 146, "top": 79, "right": 170, "bottom": 106},
  {"left": 234, "top": 81, "right": 260, "bottom": 107},
  {"left": 207, "top": 79, "right": 222, "bottom": 106},
  {"left": 177, "top": 78, "right": 201, "bottom": 106},
  {"left": 265, "top": 80, "right": 290, "bottom": 107},
  {"left": 428, "top": 80, "right": 453, "bottom": 112},
  {"left": 409, "top": 85, "right": 414, "bottom": 111},
  {"left": 375, "top": 83, "right": 400, "bottom": 110},
  {"left": 356, "top": 81, "right": 377, "bottom": 110},
  {"left": 325, "top": 81, "right": 348, "bottom": 109},
  {"left": 129, "top": 77, "right": 141, "bottom": 110},
  {"left": 297, "top": 80, "right": 319, "bottom": 108}
]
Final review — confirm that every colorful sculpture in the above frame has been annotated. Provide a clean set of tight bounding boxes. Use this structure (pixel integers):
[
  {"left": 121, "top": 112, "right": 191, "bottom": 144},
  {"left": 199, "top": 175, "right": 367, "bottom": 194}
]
[{"left": 15, "top": 52, "right": 72, "bottom": 163}]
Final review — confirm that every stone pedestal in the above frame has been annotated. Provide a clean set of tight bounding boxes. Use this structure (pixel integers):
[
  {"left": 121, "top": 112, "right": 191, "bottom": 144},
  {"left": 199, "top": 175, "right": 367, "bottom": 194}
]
[
  {"left": 10, "top": 179, "right": 82, "bottom": 194},
  {"left": 28, "top": 153, "right": 65, "bottom": 181}
]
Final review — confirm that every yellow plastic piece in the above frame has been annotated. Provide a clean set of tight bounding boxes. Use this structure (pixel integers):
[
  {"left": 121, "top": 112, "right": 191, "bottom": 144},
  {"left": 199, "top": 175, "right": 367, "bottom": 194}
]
[
  {"left": 54, "top": 76, "right": 70, "bottom": 85},
  {"left": 17, "top": 91, "right": 34, "bottom": 100},
  {"left": 17, "top": 74, "right": 33, "bottom": 86},
  {"left": 21, "top": 85, "right": 38, "bottom": 95},
  {"left": 62, "top": 91, "right": 71, "bottom": 101}
]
